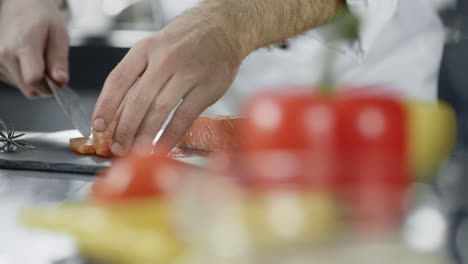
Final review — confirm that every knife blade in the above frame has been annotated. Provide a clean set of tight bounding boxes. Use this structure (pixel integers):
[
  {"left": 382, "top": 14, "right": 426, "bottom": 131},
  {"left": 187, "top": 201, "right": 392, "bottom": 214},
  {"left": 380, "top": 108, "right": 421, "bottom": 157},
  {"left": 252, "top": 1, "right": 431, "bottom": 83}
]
[{"left": 45, "top": 76, "right": 92, "bottom": 137}]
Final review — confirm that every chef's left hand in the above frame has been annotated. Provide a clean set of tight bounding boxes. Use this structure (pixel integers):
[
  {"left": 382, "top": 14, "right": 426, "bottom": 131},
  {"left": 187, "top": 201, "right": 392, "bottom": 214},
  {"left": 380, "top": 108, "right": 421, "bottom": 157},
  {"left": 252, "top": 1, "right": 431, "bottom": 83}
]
[{"left": 92, "top": 14, "right": 243, "bottom": 156}]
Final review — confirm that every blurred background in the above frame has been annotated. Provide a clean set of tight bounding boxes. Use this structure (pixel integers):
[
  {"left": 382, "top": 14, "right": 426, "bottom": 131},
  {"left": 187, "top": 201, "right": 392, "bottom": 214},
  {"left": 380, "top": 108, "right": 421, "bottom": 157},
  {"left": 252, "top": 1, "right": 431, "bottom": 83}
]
[
  {"left": 0, "top": 0, "right": 466, "bottom": 134},
  {"left": 1, "top": 0, "right": 468, "bottom": 263},
  {"left": 0, "top": 0, "right": 465, "bottom": 134}
]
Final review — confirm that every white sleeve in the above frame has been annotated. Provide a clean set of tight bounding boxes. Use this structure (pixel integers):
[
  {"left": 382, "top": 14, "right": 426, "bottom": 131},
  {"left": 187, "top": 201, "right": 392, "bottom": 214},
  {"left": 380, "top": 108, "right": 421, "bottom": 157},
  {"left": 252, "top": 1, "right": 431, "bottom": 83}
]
[{"left": 309, "top": 0, "right": 399, "bottom": 61}]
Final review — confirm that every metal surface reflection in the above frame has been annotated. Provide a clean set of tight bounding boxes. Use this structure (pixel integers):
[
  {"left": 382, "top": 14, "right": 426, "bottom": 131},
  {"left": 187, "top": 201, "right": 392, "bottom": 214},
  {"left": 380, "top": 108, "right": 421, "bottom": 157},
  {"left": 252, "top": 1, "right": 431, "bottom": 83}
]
[{"left": 0, "top": 169, "right": 91, "bottom": 263}]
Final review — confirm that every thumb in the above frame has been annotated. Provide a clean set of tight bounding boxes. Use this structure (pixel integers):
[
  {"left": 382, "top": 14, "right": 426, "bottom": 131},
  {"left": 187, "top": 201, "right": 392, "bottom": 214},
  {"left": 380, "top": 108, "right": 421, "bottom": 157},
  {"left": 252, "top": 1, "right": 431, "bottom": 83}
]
[{"left": 46, "top": 20, "right": 70, "bottom": 85}]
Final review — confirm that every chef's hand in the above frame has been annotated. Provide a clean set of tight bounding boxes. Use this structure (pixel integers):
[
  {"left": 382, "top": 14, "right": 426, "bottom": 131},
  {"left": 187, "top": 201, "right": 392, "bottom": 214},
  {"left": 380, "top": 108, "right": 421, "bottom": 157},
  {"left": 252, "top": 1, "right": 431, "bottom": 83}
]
[
  {"left": 0, "top": 0, "right": 69, "bottom": 98},
  {"left": 92, "top": 14, "right": 243, "bottom": 156}
]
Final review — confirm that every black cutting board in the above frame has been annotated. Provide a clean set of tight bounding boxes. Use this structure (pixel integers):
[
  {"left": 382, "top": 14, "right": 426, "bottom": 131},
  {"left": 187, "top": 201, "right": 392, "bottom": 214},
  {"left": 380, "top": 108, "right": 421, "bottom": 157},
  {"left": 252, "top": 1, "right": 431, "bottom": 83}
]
[
  {"left": 0, "top": 131, "right": 207, "bottom": 175},
  {"left": 0, "top": 131, "right": 109, "bottom": 175}
]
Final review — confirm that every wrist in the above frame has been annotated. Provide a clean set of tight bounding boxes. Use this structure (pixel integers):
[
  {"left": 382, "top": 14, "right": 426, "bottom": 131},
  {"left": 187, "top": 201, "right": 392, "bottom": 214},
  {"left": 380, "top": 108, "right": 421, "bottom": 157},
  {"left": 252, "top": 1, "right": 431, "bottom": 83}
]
[
  {"left": 207, "top": 14, "right": 254, "bottom": 60},
  {"left": 187, "top": 5, "right": 254, "bottom": 62},
  {"left": 164, "top": 11, "right": 247, "bottom": 67}
]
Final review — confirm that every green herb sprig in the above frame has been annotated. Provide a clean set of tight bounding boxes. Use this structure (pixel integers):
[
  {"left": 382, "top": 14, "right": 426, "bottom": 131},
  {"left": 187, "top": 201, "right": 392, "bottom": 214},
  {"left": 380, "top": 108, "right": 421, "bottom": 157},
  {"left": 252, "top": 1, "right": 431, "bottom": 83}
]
[{"left": 0, "top": 119, "right": 35, "bottom": 152}]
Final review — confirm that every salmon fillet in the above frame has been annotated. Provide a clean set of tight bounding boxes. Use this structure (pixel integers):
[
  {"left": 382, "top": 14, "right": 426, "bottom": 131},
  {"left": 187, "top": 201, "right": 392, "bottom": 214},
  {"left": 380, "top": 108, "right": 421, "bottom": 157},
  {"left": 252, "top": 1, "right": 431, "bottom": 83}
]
[
  {"left": 176, "top": 115, "right": 245, "bottom": 152},
  {"left": 69, "top": 121, "right": 116, "bottom": 157},
  {"left": 92, "top": 121, "right": 117, "bottom": 157},
  {"left": 69, "top": 116, "right": 243, "bottom": 156},
  {"left": 69, "top": 137, "right": 96, "bottom": 155}
]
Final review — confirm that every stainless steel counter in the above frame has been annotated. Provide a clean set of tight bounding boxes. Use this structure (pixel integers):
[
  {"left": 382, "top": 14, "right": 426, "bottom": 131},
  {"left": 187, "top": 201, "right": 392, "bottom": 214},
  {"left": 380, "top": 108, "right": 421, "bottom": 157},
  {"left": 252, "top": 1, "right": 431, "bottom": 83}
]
[
  {"left": 0, "top": 169, "right": 92, "bottom": 263},
  {"left": 0, "top": 151, "right": 467, "bottom": 264}
]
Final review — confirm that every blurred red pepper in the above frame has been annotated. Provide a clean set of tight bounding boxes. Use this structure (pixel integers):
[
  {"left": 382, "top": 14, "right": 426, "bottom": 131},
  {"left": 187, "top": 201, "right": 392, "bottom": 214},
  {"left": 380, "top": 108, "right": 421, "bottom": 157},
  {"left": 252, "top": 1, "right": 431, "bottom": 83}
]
[
  {"left": 91, "top": 152, "right": 188, "bottom": 201},
  {"left": 337, "top": 94, "right": 410, "bottom": 232},
  {"left": 237, "top": 85, "right": 411, "bottom": 233}
]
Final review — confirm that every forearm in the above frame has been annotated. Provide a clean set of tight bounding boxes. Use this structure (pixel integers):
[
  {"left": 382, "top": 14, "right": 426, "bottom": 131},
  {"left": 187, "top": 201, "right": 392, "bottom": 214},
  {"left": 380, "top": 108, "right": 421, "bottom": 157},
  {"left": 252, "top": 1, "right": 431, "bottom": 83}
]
[
  {"left": 193, "top": 0, "right": 343, "bottom": 57},
  {"left": 1, "top": 0, "right": 65, "bottom": 9}
]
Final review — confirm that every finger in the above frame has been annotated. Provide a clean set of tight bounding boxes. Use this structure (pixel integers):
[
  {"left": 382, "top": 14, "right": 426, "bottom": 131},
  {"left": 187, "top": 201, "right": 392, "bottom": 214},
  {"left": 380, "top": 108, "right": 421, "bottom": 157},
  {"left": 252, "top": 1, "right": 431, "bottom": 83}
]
[
  {"left": 92, "top": 40, "right": 151, "bottom": 133},
  {"left": 18, "top": 46, "right": 45, "bottom": 88},
  {"left": 46, "top": 19, "right": 69, "bottom": 85},
  {"left": 132, "top": 75, "right": 195, "bottom": 151},
  {"left": 0, "top": 50, "right": 32, "bottom": 96},
  {"left": 0, "top": 63, "right": 15, "bottom": 86},
  {"left": 7, "top": 56, "right": 39, "bottom": 98},
  {"left": 18, "top": 47, "right": 54, "bottom": 98},
  {"left": 111, "top": 78, "right": 141, "bottom": 123},
  {"left": 154, "top": 88, "right": 209, "bottom": 154},
  {"left": 0, "top": 47, "right": 15, "bottom": 85},
  {"left": 34, "top": 80, "right": 53, "bottom": 98},
  {"left": 110, "top": 67, "right": 174, "bottom": 156},
  {"left": 17, "top": 48, "right": 52, "bottom": 97}
]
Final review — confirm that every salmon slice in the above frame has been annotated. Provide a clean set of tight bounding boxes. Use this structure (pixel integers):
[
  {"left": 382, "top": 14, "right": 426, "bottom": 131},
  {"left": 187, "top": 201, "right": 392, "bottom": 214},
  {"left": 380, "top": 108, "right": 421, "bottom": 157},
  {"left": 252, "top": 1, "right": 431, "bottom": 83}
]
[
  {"left": 70, "top": 137, "right": 96, "bottom": 155},
  {"left": 69, "top": 121, "right": 116, "bottom": 157},
  {"left": 70, "top": 116, "right": 243, "bottom": 156},
  {"left": 176, "top": 115, "right": 245, "bottom": 152},
  {"left": 168, "top": 148, "right": 211, "bottom": 159},
  {"left": 93, "top": 121, "right": 117, "bottom": 157}
]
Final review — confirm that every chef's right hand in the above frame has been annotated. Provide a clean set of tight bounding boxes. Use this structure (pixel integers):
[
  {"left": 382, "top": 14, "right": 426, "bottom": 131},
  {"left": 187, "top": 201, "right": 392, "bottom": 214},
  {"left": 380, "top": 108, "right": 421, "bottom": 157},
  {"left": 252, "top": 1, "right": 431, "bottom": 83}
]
[{"left": 0, "top": 0, "right": 69, "bottom": 98}]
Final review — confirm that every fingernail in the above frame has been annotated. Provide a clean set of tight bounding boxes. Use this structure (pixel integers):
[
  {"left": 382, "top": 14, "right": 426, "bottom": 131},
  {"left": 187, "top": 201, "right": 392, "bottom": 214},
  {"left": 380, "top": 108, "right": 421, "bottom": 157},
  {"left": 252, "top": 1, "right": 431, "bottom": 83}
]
[
  {"left": 54, "top": 68, "right": 68, "bottom": 83},
  {"left": 93, "top": 118, "right": 106, "bottom": 132},
  {"left": 111, "top": 142, "right": 125, "bottom": 156}
]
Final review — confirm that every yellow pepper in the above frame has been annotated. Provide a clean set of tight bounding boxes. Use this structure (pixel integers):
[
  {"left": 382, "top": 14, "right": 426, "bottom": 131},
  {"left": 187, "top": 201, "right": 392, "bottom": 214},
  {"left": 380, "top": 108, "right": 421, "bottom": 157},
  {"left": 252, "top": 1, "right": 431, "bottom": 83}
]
[{"left": 407, "top": 101, "right": 457, "bottom": 180}]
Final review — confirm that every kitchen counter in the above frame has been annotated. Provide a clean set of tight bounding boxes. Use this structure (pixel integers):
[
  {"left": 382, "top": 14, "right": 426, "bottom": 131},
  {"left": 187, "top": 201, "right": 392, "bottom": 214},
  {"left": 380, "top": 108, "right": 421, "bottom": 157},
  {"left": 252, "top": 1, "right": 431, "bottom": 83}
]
[
  {"left": 0, "top": 168, "right": 92, "bottom": 263},
  {"left": 0, "top": 168, "right": 92, "bottom": 203},
  {"left": 1, "top": 151, "right": 468, "bottom": 264}
]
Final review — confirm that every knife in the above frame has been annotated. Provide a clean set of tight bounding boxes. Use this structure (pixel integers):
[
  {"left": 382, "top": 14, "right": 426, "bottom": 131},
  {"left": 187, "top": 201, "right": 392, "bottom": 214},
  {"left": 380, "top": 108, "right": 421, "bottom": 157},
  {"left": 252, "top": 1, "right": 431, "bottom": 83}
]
[{"left": 45, "top": 76, "right": 92, "bottom": 137}]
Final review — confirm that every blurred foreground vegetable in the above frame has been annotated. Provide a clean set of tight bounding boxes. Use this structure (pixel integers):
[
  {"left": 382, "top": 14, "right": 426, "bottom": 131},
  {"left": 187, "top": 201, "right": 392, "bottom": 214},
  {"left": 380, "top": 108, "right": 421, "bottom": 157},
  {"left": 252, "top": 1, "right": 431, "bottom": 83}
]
[
  {"left": 91, "top": 153, "right": 188, "bottom": 201},
  {"left": 407, "top": 101, "right": 457, "bottom": 179},
  {"left": 236, "top": 85, "right": 456, "bottom": 233},
  {"left": 21, "top": 200, "right": 185, "bottom": 264},
  {"left": 22, "top": 153, "right": 191, "bottom": 264}
]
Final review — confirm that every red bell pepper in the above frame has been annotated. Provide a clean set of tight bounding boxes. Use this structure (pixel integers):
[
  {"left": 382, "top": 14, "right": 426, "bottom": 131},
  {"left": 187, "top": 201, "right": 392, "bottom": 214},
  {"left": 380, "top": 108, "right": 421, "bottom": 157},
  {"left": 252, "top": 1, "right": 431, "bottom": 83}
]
[
  {"left": 236, "top": 86, "right": 410, "bottom": 233},
  {"left": 91, "top": 152, "right": 188, "bottom": 201}
]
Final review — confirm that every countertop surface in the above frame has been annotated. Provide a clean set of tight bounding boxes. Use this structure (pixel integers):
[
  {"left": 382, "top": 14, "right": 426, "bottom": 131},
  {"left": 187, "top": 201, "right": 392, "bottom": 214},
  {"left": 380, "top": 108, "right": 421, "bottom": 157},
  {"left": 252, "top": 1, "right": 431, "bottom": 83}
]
[
  {"left": 0, "top": 168, "right": 453, "bottom": 264},
  {"left": 0, "top": 168, "right": 91, "bottom": 264},
  {"left": 1, "top": 151, "right": 468, "bottom": 264}
]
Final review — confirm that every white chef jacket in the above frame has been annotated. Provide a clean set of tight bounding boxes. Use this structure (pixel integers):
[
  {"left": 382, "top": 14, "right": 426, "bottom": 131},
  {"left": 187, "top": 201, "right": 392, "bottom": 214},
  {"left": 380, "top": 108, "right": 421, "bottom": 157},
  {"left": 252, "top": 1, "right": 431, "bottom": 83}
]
[
  {"left": 69, "top": 0, "right": 451, "bottom": 114},
  {"left": 208, "top": 0, "right": 450, "bottom": 114}
]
